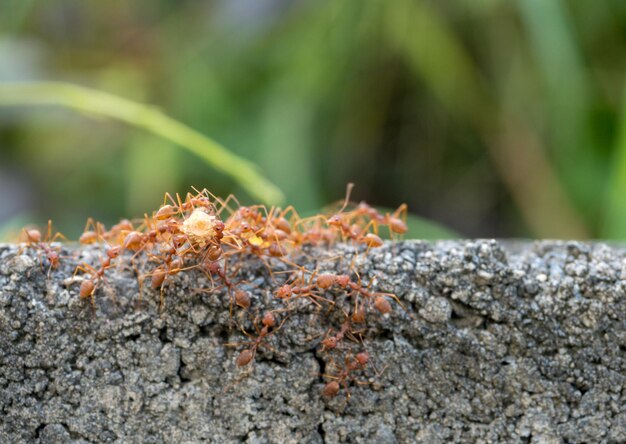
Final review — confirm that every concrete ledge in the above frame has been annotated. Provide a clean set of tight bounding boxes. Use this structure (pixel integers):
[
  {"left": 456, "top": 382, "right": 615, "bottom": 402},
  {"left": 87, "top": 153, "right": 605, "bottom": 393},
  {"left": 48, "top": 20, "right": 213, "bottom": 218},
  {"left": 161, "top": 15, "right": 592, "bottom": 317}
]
[{"left": 1, "top": 240, "right": 625, "bottom": 443}]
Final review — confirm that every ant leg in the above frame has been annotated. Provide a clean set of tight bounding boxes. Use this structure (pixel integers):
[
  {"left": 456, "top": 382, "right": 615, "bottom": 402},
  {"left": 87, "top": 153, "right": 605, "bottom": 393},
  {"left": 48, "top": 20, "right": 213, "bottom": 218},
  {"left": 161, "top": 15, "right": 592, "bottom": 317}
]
[
  {"left": 338, "top": 182, "right": 354, "bottom": 214},
  {"left": 175, "top": 193, "right": 187, "bottom": 215},
  {"left": 215, "top": 193, "right": 242, "bottom": 216},
  {"left": 162, "top": 191, "right": 179, "bottom": 208},
  {"left": 45, "top": 220, "right": 53, "bottom": 242},
  {"left": 360, "top": 218, "right": 379, "bottom": 236},
  {"left": 294, "top": 214, "right": 326, "bottom": 230},
  {"left": 159, "top": 278, "right": 167, "bottom": 310},
  {"left": 49, "top": 231, "right": 68, "bottom": 243},
  {"left": 278, "top": 205, "right": 303, "bottom": 223},
  {"left": 133, "top": 260, "right": 146, "bottom": 304},
  {"left": 74, "top": 263, "right": 98, "bottom": 278},
  {"left": 393, "top": 203, "right": 408, "bottom": 221}
]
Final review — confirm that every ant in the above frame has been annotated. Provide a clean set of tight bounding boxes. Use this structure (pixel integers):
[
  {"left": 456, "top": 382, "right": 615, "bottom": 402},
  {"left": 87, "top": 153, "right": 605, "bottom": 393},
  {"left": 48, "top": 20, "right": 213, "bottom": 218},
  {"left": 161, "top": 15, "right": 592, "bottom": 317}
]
[
  {"left": 312, "top": 271, "right": 402, "bottom": 316},
  {"left": 143, "top": 238, "right": 199, "bottom": 306},
  {"left": 274, "top": 268, "right": 335, "bottom": 309},
  {"left": 354, "top": 202, "right": 408, "bottom": 236},
  {"left": 74, "top": 245, "right": 122, "bottom": 305},
  {"left": 231, "top": 311, "right": 286, "bottom": 367},
  {"left": 322, "top": 351, "right": 370, "bottom": 399},
  {"left": 320, "top": 317, "right": 363, "bottom": 352},
  {"left": 20, "top": 220, "right": 66, "bottom": 276},
  {"left": 198, "top": 256, "right": 256, "bottom": 318},
  {"left": 78, "top": 218, "right": 107, "bottom": 245},
  {"left": 323, "top": 184, "right": 387, "bottom": 249}
]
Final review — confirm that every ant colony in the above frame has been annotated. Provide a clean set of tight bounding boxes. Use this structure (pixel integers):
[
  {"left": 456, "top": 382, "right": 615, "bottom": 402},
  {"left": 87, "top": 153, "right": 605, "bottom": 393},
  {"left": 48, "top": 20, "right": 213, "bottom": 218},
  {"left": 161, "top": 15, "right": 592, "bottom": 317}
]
[{"left": 19, "top": 185, "right": 409, "bottom": 401}]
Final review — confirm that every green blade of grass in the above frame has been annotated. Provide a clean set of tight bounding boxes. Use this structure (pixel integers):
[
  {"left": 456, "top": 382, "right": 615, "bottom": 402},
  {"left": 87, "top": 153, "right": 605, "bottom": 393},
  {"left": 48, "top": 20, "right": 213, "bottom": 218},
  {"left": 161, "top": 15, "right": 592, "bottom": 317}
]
[
  {"left": 516, "top": 0, "right": 601, "bottom": 216},
  {"left": 603, "top": 85, "right": 626, "bottom": 239},
  {"left": 384, "top": 0, "right": 490, "bottom": 123},
  {"left": 0, "top": 81, "right": 285, "bottom": 206}
]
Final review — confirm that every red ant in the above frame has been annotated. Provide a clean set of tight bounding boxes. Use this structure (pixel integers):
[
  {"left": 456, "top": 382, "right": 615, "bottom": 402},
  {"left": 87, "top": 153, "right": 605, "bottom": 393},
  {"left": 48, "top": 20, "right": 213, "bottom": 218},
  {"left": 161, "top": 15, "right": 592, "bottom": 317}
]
[
  {"left": 74, "top": 245, "right": 122, "bottom": 305},
  {"left": 320, "top": 318, "right": 361, "bottom": 351},
  {"left": 323, "top": 184, "right": 387, "bottom": 248},
  {"left": 103, "top": 219, "right": 135, "bottom": 245},
  {"left": 354, "top": 202, "right": 408, "bottom": 236},
  {"left": 274, "top": 268, "right": 335, "bottom": 309},
  {"left": 322, "top": 351, "right": 370, "bottom": 399},
  {"left": 20, "top": 220, "right": 65, "bottom": 276},
  {"left": 78, "top": 218, "right": 106, "bottom": 245},
  {"left": 312, "top": 271, "right": 401, "bottom": 316},
  {"left": 143, "top": 239, "right": 198, "bottom": 306},
  {"left": 231, "top": 311, "right": 286, "bottom": 367},
  {"left": 198, "top": 257, "right": 255, "bottom": 318}
]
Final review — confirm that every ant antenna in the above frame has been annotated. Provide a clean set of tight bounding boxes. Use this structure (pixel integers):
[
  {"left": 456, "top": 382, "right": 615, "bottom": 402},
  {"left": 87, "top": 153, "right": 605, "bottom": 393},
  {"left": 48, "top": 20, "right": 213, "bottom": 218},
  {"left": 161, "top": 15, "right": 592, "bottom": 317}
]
[{"left": 337, "top": 182, "right": 354, "bottom": 214}]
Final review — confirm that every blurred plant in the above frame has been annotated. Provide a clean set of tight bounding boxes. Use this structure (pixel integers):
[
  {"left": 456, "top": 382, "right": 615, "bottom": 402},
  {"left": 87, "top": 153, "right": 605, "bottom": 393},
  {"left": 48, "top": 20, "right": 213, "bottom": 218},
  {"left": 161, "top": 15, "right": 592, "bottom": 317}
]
[
  {"left": 0, "top": 0, "right": 624, "bottom": 239},
  {"left": 0, "top": 82, "right": 284, "bottom": 206}
]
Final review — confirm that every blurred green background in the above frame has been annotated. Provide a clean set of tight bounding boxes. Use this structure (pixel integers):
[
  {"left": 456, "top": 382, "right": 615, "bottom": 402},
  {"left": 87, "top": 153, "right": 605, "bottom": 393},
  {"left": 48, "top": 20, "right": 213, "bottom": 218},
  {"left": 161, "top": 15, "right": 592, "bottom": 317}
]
[{"left": 0, "top": 0, "right": 625, "bottom": 240}]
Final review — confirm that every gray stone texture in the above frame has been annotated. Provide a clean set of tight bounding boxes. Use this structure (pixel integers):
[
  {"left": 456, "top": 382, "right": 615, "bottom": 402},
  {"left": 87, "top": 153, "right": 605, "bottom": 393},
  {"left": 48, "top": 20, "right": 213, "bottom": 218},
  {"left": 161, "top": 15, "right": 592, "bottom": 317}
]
[{"left": 0, "top": 240, "right": 625, "bottom": 443}]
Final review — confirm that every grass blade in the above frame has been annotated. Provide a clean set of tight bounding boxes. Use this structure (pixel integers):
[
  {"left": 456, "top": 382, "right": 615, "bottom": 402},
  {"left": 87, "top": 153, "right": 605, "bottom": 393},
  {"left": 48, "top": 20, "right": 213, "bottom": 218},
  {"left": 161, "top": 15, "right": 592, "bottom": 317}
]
[
  {"left": 603, "top": 85, "right": 626, "bottom": 238},
  {"left": 0, "top": 81, "right": 285, "bottom": 205}
]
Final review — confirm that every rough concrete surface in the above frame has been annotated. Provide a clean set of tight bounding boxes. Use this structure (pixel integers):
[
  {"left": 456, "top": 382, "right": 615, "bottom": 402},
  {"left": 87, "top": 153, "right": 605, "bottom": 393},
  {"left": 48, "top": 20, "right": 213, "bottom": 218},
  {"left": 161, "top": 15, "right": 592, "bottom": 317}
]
[{"left": 0, "top": 240, "right": 625, "bottom": 443}]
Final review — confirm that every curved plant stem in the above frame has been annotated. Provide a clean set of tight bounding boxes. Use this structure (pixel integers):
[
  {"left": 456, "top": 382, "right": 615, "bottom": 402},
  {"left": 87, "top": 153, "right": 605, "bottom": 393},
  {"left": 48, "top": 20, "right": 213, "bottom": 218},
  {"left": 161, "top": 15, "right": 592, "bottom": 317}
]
[{"left": 0, "top": 81, "right": 285, "bottom": 205}]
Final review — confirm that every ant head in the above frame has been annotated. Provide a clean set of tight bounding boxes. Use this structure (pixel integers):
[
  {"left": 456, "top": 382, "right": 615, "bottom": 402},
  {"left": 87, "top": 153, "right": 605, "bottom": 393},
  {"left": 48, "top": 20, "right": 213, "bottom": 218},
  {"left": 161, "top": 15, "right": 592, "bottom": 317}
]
[
  {"left": 213, "top": 220, "right": 225, "bottom": 233},
  {"left": 172, "top": 234, "right": 187, "bottom": 248},
  {"left": 356, "top": 352, "right": 369, "bottom": 366},
  {"left": 322, "top": 337, "right": 338, "bottom": 350},
  {"left": 190, "top": 196, "right": 211, "bottom": 208},
  {"left": 335, "top": 274, "right": 350, "bottom": 288},
  {"left": 275, "top": 284, "right": 292, "bottom": 299},
  {"left": 262, "top": 312, "right": 276, "bottom": 328},
  {"left": 107, "top": 246, "right": 122, "bottom": 259},
  {"left": 327, "top": 215, "right": 342, "bottom": 226}
]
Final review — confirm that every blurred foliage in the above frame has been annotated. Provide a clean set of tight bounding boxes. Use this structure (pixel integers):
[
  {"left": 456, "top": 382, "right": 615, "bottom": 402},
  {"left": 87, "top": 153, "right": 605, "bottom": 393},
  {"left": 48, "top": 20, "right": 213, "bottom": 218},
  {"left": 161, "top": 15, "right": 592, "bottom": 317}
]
[
  {"left": 0, "top": 0, "right": 625, "bottom": 240},
  {"left": 0, "top": 82, "right": 285, "bottom": 205}
]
